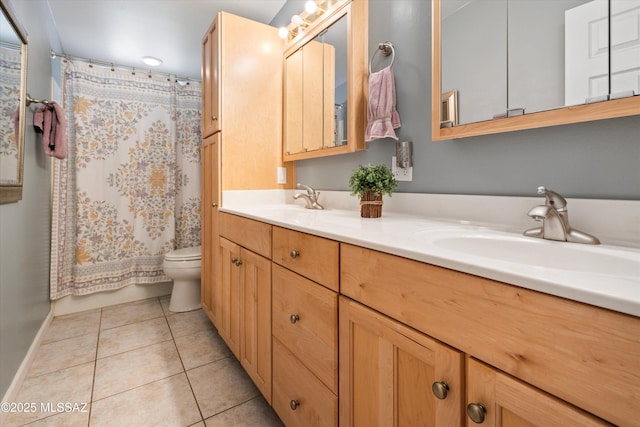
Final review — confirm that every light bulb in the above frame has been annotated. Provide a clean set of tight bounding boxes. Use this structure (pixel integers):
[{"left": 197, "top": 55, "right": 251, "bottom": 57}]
[
  {"left": 305, "top": 1, "right": 318, "bottom": 14},
  {"left": 291, "top": 14, "right": 304, "bottom": 27},
  {"left": 278, "top": 26, "right": 289, "bottom": 39}
]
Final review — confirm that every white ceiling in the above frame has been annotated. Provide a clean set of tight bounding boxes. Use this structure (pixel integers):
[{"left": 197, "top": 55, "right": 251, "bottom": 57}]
[{"left": 46, "top": 0, "right": 288, "bottom": 80}]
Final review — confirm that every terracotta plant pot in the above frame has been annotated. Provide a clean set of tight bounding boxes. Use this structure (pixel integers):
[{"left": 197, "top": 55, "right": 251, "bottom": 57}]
[{"left": 360, "top": 190, "right": 383, "bottom": 218}]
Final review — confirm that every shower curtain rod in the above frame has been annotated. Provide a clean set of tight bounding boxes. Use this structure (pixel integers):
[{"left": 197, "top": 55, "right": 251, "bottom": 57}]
[{"left": 51, "top": 50, "right": 201, "bottom": 83}]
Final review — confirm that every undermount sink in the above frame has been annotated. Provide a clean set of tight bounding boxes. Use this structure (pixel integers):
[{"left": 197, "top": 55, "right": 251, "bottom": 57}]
[{"left": 433, "top": 234, "right": 640, "bottom": 277}]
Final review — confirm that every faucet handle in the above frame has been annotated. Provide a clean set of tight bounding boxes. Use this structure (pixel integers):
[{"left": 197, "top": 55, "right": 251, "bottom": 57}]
[
  {"left": 537, "top": 186, "right": 567, "bottom": 210},
  {"left": 297, "top": 183, "right": 316, "bottom": 197}
]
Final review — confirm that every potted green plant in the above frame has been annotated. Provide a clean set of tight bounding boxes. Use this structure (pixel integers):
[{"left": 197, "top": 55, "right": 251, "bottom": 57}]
[{"left": 348, "top": 163, "right": 398, "bottom": 218}]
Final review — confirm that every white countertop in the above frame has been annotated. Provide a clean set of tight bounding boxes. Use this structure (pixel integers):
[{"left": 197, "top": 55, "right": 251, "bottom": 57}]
[{"left": 220, "top": 191, "right": 640, "bottom": 317}]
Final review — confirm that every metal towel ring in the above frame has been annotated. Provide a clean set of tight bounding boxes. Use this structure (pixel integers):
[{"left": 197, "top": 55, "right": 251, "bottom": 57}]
[{"left": 369, "top": 41, "right": 395, "bottom": 74}]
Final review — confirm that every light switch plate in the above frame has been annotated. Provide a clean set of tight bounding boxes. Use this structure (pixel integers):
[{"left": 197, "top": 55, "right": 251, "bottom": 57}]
[
  {"left": 277, "top": 167, "right": 287, "bottom": 184},
  {"left": 392, "top": 157, "right": 412, "bottom": 181}
]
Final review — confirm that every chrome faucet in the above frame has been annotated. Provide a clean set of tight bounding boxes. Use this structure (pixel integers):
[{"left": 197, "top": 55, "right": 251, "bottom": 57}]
[
  {"left": 523, "top": 186, "right": 600, "bottom": 244},
  {"left": 293, "top": 183, "right": 325, "bottom": 210}
]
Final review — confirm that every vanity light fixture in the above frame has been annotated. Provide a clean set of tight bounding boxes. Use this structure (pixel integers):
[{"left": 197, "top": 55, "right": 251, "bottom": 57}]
[
  {"left": 278, "top": 0, "right": 331, "bottom": 40},
  {"left": 142, "top": 56, "right": 163, "bottom": 67}
]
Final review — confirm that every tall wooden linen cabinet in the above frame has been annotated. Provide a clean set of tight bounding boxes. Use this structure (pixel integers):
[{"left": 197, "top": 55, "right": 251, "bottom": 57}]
[{"left": 200, "top": 12, "right": 294, "bottom": 403}]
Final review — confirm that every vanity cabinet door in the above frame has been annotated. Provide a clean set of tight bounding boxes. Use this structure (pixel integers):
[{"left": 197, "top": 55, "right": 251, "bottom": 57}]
[
  {"left": 239, "top": 247, "right": 272, "bottom": 403},
  {"left": 217, "top": 237, "right": 241, "bottom": 358},
  {"left": 201, "top": 134, "right": 219, "bottom": 325},
  {"left": 466, "top": 358, "right": 612, "bottom": 427},
  {"left": 339, "top": 296, "right": 464, "bottom": 427}
]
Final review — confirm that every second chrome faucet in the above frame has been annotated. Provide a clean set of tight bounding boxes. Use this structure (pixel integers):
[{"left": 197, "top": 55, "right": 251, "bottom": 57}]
[
  {"left": 293, "top": 183, "right": 325, "bottom": 210},
  {"left": 523, "top": 186, "right": 599, "bottom": 244}
]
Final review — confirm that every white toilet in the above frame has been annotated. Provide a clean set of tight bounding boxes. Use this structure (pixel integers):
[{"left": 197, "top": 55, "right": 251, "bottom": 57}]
[{"left": 163, "top": 245, "right": 202, "bottom": 312}]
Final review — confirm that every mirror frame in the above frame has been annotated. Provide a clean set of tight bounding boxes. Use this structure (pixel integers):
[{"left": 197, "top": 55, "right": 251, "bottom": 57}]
[
  {"left": 0, "top": 0, "right": 27, "bottom": 204},
  {"left": 283, "top": 0, "right": 367, "bottom": 162},
  {"left": 431, "top": 0, "right": 640, "bottom": 141}
]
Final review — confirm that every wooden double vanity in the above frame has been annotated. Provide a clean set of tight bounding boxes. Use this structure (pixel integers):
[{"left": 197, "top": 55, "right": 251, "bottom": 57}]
[
  {"left": 199, "top": 210, "right": 639, "bottom": 427},
  {"left": 199, "top": 1, "right": 640, "bottom": 425}
]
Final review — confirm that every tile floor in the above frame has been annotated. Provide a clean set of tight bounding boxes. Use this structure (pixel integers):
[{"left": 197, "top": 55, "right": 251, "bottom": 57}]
[{"left": 4, "top": 297, "right": 284, "bottom": 427}]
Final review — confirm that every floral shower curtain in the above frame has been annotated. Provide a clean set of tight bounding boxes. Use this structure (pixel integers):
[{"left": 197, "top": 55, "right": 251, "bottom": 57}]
[{"left": 50, "top": 61, "right": 201, "bottom": 299}]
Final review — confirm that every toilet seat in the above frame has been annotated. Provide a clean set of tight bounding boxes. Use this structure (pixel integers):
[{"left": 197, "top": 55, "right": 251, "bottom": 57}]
[{"left": 164, "top": 245, "right": 201, "bottom": 261}]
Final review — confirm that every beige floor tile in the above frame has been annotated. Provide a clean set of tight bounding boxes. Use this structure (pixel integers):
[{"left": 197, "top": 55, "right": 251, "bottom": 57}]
[
  {"left": 205, "top": 396, "right": 283, "bottom": 427},
  {"left": 21, "top": 406, "right": 91, "bottom": 427},
  {"left": 90, "top": 373, "right": 201, "bottom": 427},
  {"left": 4, "top": 363, "right": 93, "bottom": 426},
  {"left": 159, "top": 295, "right": 172, "bottom": 315},
  {"left": 166, "top": 309, "right": 213, "bottom": 338},
  {"left": 100, "top": 298, "right": 164, "bottom": 331},
  {"left": 93, "top": 340, "right": 183, "bottom": 401},
  {"left": 189, "top": 423, "right": 205, "bottom": 427},
  {"left": 97, "top": 317, "right": 172, "bottom": 359},
  {"left": 187, "top": 357, "right": 259, "bottom": 419},
  {"left": 42, "top": 309, "right": 101, "bottom": 344},
  {"left": 174, "top": 328, "right": 231, "bottom": 370},
  {"left": 28, "top": 333, "right": 97, "bottom": 378}
]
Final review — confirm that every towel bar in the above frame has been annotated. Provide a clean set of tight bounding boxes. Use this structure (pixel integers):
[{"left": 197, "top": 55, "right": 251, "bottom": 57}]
[
  {"left": 369, "top": 41, "right": 395, "bottom": 74},
  {"left": 25, "top": 93, "right": 51, "bottom": 106}
]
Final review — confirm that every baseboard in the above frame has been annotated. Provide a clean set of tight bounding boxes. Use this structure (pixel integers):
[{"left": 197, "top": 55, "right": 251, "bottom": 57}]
[
  {"left": 1, "top": 307, "right": 54, "bottom": 408},
  {"left": 53, "top": 282, "right": 173, "bottom": 316}
]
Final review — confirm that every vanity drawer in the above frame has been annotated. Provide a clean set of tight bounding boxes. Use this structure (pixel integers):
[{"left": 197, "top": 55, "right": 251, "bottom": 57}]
[
  {"left": 272, "top": 337, "right": 338, "bottom": 427},
  {"left": 272, "top": 226, "right": 339, "bottom": 291},
  {"left": 272, "top": 264, "right": 338, "bottom": 393},
  {"left": 219, "top": 212, "right": 271, "bottom": 258},
  {"left": 340, "top": 242, "right": 640, "bottom": 426}
]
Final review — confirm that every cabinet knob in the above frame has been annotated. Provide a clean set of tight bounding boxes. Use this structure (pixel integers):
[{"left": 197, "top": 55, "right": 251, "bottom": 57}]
[
  {"left": 290, "top": 314, "right": 300, "bottom": 324},
  {"left": 467, "top": 403, "right": 487, "bottom": 424},
  {"left": 289, "top": 400, "right": 300, "bottom": 410},
  {"left": 290, "top": 250, "right": 300, "bottom": 259},
  {"left": 211, "top": 202, "right": 217, "bottom": 207},
  {"left": 212, "top": 115, "right": 217, "bottom": 121},
  {"left": 431, "top": 381, "right": 449, "bottom": 400},
  {"left": 231, "top": 258, "right": 242, "bottom": 266}
]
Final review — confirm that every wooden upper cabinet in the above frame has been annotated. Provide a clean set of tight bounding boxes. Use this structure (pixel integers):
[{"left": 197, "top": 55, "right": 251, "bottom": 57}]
[
  {"left": 201, "top": 12, "right": 294, "bottom": 191},
  {"left": 201, "top": 20, "right": 219, "bottom": 137}
]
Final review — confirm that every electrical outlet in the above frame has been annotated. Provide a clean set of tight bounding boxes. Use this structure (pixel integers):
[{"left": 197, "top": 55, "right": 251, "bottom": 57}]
[{"left": 392, "top": 157, "right": 412, "bottom": 181}]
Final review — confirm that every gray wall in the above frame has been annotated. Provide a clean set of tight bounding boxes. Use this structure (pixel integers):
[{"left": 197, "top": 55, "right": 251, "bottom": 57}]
[
  {"left": 0, "top": 0, "right": 58, "bottom": 398},
  {"left": 288, "top": 0, "right": 640, "bottom": 200}
]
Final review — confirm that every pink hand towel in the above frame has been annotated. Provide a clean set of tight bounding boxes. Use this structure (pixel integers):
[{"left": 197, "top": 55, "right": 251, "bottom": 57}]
[
  {"left": 33, "top": 102, "right": 67, "bottom": 159},
  {"left": 365, "top": 65, "right": 401, "bottom": 142}
]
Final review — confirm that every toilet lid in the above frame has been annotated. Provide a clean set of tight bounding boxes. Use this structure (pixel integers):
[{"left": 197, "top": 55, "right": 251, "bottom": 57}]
[{"left": 164, "top": 246, "right": 202, "bottom": 261}]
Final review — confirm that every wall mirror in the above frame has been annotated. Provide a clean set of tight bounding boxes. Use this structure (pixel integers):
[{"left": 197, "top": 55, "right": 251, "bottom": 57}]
[
  {"left": 0, "top": 0, "right": 27, "bottom": 203},
  {"left": 283, "top": 0, "right": 367, "bottom": 162},
  {"left": 432, "top": 0, "right": 640, "bottom": 140}
]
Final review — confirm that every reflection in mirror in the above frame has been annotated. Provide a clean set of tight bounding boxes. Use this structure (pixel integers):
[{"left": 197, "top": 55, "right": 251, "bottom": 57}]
[
  {"left": 329, "top": 16, "right": 348, "bottom": 147},
  {"left": 433, "top": 0, "right": 640, "bottom": 140},
  {"left": 0, "top": 0, "right": 26, "bottom": 203},
  {"left": 284, "top": 12, "right": 348, "bottom": 155},
  {"left": 512, "top": 0, "right": 600, "bottom": 112},
  {"left": 441, "top": 0, "right": 506, "bottom": 125},
  {"left": 610, "top": 0, "right": 640, "bottom": 98}
]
